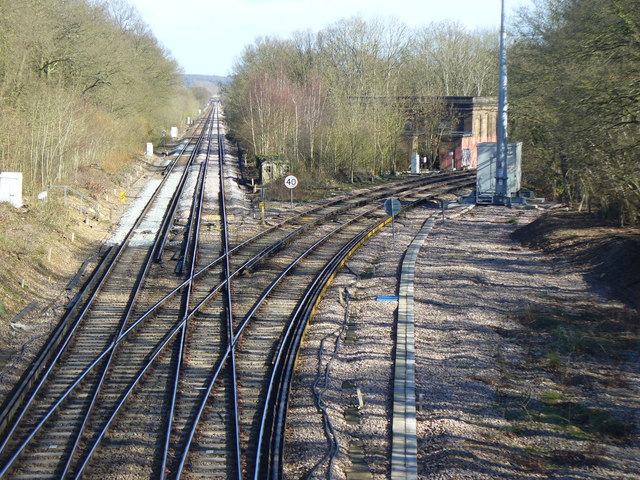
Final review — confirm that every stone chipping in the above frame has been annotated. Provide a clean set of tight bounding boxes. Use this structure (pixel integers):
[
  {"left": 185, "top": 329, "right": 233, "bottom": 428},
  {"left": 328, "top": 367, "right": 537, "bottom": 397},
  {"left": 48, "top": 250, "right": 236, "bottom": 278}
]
[{"left": 284, "top": 204, "right": 639, "bottom": 480}]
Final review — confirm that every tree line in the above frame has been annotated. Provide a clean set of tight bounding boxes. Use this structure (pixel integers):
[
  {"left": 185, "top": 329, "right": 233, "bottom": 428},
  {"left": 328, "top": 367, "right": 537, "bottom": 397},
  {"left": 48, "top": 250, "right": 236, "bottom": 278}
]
[
  {"left": 0, "top": 0, "right": 204, "bottom": 193},
  {"left": 225, "top": 3, "right": 639, "bottom": 225},
  {"left": 223, "top": 18, "right": 499, "bottom": 183},
  {"left": 510, "top": 0, "right": 639, "bottom": 225}
]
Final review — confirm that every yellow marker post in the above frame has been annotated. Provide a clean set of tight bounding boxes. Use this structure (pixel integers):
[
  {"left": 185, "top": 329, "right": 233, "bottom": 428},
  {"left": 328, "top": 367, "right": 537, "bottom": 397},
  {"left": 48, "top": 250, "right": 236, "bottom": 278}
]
[
  {"left": 119, "top": 191, "right": 126, "bottom": 203},
  {"left": 259, "top": 202, "right": 265, "bottom": 224}
]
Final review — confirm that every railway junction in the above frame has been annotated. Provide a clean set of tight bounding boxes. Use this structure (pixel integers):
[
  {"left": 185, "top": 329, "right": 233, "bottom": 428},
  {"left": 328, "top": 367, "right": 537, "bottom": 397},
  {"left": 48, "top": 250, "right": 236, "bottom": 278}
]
[{"left": 0, "top": 104, "right": 637, "bottom": 480}]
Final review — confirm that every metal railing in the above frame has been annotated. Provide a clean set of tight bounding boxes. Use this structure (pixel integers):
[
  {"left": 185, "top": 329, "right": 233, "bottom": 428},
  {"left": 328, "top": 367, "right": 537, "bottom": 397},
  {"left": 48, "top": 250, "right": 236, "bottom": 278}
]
[{"left": 47, "top": 185, "right": 102, "bottom": 217}]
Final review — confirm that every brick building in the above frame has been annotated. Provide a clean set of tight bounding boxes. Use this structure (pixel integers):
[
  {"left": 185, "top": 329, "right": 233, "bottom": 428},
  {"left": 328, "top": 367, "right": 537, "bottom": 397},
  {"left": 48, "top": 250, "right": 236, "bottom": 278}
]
[{"left": 438, "top": 96, "right": 498, "bottom": 170}]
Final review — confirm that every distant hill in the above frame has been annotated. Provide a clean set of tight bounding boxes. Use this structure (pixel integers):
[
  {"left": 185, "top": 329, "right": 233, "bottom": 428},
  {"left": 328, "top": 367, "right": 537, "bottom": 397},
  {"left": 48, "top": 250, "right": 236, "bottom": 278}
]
[{"left": 184, "top": 74, "right": 231, "bottom": 95}]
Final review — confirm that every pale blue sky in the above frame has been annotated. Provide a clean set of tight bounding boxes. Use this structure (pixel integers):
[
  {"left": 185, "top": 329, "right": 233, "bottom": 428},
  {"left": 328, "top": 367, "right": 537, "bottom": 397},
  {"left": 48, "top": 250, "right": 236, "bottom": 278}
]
[{"left": 127, "top": 0, "right": 533, "bottom": 76}]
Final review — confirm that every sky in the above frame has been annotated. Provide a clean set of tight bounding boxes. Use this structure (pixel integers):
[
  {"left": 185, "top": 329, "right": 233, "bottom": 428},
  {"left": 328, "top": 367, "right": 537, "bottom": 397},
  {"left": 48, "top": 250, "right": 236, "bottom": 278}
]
[{"left": 127, "top": 0, "right": 533, "bottom": 76}]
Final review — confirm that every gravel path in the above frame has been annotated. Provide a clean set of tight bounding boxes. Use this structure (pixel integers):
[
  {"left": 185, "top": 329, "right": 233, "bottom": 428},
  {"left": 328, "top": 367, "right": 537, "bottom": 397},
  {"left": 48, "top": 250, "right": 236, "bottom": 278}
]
[{"left": 285, "top": 204, "right": 639, "bottom": 479}]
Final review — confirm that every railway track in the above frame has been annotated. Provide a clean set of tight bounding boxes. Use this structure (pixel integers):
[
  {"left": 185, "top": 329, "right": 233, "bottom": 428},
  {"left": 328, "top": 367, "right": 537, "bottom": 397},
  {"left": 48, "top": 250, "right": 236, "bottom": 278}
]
[{"left": 0, "top": 102, "right": 475, "bottom": 479}]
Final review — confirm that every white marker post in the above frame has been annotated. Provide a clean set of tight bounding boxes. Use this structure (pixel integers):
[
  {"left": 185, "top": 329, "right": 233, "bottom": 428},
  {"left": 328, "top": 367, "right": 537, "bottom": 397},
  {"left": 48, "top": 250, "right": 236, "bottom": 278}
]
[{"left": 283, "top": 174, "right": 298, "bottom": 208}]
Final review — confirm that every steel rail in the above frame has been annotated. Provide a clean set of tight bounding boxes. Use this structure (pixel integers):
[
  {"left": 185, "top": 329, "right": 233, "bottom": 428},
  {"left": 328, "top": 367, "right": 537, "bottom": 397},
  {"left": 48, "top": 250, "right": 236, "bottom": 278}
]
[
  {"left": 251, "top": 203, "right": 409, "bottom": 479},
  {"left": 161, "top": 132, "right": 196, "bottom": 177},
  {"left": 116, "top": 172, "right": 468, "bottom": 346},
  {"left": 219, "top": 105, "right": 244, "bottom": 480},
  {"left": 59, "top": 114, "right": 220, "bottom": 476},
  {"left": 161, "top": 112, "right": 209, "bottom": 177},
  {"left": 59, "top": 184, "right": 168, "bottom": 477},
  {"left": 2, "top": 218, "right": 313, "bottom": 462},
  {"left": 174, "top": 115, "right": 213, "bottom": 274},
  {"left": 75, "top": 111, "right": 215, "bottom": 479},
  {"left": 158, "top": 163, "right": 205, "bottom": 479},
  {"left": 171, "top": 205, "right": 378, "bottom": 480},
  {"left": 0, "top": 210, "right": 306, "bottom": 479},
  {"left": 28, "top": 172, "right": 471, "bottom": 418},
  {"left": 174, "top": 178, "right": 466, "bottom": 477},
  {"left": 79, "top": 172, "right": 471, "bottom": 382},
  {"left": 0, "top": 156, "right": 471, "bottom": 477},
  {"left": 64, "top": 178, "right": 469, "bottom": 477},
  {"left": 0, "top": 244, "right": 114, "bottom": 435},
  {"left": 161, "top": 106, "right": 214, "bottom": 479},
  {"left": 153, "top": 110, "right": 212, "bottom": 263},
  {"left": 167, "top": 177, "right": 471, "bottom": 477},
  {"left": 1, "top": 172, "right": 473, "bottom": 457},
  {"left": 4, "top": 169, "right": 458, "bottom": 442},
  {"left": 0, "top": 108, "right": 213, "bottom": 446},
  {"left": 74, "top": 103, "right": 226, "bottom": 479},
  {"left": 261, "top": 228, "right": 376, "bottom": 479},
  {"left": 0, "top": 106, "right": 216, "bottom": 476},
  {"left": 70, "top": 315, "right": 182, "bottom": 480},
  {"left": 171, "top": 100, "right": 243, "bottom": 480},
  {"left": 254, "top": 181, "right": 474, "bottom": 479}
]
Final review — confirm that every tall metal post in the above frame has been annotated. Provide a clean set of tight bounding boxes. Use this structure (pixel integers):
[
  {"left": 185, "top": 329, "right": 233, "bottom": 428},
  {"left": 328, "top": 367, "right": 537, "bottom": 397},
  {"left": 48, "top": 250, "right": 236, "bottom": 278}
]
[{"left": 495, "top": 0, "right": 509, "bottom": 201}]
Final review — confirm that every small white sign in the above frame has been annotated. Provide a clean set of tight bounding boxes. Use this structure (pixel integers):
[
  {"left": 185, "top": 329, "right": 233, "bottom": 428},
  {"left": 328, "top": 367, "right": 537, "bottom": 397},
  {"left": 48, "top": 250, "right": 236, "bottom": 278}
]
[{"left": 283, "top": 175, "right": 298, "bottom": 189}]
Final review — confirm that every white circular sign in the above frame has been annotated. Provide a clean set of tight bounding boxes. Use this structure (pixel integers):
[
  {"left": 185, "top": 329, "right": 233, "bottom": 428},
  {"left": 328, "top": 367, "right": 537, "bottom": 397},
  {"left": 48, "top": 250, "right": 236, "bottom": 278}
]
[{"left": 284, "top": 175, "right": 298, "bottom": 189}]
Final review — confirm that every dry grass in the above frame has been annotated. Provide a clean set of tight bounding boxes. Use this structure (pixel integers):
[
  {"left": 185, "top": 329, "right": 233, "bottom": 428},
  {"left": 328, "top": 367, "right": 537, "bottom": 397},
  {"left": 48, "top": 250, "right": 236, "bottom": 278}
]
[
  {"left": 517, "top": 303, "right": 639, "bottom": 361},
  {"left": 0, "top": 154, "right": 148, "bottom": 324}
]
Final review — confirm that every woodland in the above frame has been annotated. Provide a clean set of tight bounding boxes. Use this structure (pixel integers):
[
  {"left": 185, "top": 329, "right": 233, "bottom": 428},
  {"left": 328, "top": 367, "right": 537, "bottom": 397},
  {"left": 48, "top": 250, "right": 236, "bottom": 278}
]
[
  {"left": 224, "top": 18, "right": 499, "bottom": 182},
  {"left": 0, "top": 0, "right": 208, "bottom": 193},
  {"left": 225, "top": 0, "right": 639, "bottom": 225},
  {"left": 0, "top": 0, "right": 637, "bottom": 225}
]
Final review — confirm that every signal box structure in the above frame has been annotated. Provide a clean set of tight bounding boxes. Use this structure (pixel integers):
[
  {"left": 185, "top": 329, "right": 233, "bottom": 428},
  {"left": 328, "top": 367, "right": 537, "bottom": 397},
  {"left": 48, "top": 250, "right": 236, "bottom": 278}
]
[
  {"left": 257, "top": 155, "right": 290, "bottom": 184},
  {"left": 476, "top": 142, "right": 522, "bottom": 204}
]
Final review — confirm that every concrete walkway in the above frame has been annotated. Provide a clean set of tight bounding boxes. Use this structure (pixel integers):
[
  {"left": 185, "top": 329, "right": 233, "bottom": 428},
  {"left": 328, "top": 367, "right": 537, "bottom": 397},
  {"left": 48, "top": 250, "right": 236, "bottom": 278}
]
[
  {"left": 391, "top": 216, "right": 436, "bottom": 479},
  {"left": 391, "top": 204, "right": 474, "bottom": 479}
]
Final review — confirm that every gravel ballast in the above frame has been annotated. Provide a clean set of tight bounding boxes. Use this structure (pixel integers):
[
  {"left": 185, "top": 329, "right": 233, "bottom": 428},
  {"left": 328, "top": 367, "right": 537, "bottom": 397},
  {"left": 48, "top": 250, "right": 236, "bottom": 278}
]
[{"left": 284, "top": 204, "right": 639, "bottom": 480}]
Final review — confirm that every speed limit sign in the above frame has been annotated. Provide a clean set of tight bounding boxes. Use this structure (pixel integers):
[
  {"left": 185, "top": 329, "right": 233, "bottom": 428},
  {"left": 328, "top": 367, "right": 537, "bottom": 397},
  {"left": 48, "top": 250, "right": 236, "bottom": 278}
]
[{"left": 284, "top": 175, "right": 298, "bottom": 189}]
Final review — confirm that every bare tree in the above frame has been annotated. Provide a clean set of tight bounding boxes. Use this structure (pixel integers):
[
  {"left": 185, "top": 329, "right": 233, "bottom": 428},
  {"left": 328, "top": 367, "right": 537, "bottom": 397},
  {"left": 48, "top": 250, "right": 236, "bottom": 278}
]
[{"left": 0, "top": 0, "right": 198, "bottom": 192}]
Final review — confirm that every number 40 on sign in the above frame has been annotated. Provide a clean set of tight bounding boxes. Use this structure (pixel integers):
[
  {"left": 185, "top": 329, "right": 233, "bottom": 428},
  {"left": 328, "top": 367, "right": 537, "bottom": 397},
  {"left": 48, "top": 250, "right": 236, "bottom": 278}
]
[
  {"left": 284, "top": 175, "right": 298, "bottom": 189},
  {"left": 284, "top": 175, "right": 298, "bottom": 207}
]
